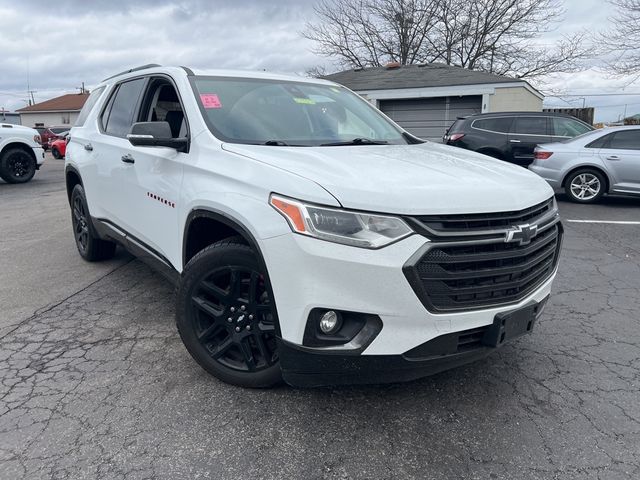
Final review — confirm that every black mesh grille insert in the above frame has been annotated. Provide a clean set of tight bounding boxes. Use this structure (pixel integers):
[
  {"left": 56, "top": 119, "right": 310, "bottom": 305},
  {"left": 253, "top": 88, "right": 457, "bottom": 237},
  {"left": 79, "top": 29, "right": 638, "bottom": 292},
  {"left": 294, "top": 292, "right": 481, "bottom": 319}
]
[
  {"left": 410, "top": 224, "right": 561, "bottom": 312},
  {"left": 414, "top": 198, "right": 553, "bottom": 233}
]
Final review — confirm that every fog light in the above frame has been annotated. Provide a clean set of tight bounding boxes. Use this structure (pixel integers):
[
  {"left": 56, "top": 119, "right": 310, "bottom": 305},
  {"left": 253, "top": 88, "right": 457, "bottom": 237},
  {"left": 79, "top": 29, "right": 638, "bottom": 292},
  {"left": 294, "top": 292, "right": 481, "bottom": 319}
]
[{"left": 319, "top": 310, "right": 340, "bottom": 334}]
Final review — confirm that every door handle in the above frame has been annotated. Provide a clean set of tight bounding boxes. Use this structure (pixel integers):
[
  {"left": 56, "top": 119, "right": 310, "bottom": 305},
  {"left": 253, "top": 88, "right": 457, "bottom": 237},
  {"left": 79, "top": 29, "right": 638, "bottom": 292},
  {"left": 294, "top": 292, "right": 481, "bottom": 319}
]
[
  {"left": 84, "top": 143, "right": 93, "bottom": 151},
  {"left": 510, "top": 139, "right": 521, "bottom": 143},
  {"left": 121, "top": 154, "right": 135, "bottom": 164},
  {"left": 606, "top": 155, "right": 620, "bottom": 161}
]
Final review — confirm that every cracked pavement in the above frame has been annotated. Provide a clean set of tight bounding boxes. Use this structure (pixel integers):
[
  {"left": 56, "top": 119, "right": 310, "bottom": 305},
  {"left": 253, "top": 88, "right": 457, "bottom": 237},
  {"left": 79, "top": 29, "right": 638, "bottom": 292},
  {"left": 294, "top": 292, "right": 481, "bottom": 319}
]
[{"left": 1, "top": 159, "right": 639, "bottom": 479}]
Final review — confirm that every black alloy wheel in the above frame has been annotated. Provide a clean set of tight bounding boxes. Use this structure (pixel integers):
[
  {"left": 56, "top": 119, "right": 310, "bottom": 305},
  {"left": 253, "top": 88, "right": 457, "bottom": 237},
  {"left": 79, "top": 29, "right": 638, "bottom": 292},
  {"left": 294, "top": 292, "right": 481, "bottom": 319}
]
[
  {"left": 69, "top": 184, "right": 117, "bottom": 261},
  {"left": 0, "top": 149, "right": 36, "bottom": 183},
  {"left": 72, "top": 192, "right": 90, "bottom": 255},
  {"left": 177, "top": 240, "right": 281, "bottom": 387}
]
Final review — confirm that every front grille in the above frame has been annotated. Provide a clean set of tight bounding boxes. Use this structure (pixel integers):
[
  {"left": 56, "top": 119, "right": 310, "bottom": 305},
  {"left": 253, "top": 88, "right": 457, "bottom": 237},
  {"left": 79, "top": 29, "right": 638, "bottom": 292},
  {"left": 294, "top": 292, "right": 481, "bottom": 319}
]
[
  {"left": 412, "top": 198, "right": 553, "bottom": 234},
  {"left": 405, "top": 223, "right": 562, "bottom": 312}
]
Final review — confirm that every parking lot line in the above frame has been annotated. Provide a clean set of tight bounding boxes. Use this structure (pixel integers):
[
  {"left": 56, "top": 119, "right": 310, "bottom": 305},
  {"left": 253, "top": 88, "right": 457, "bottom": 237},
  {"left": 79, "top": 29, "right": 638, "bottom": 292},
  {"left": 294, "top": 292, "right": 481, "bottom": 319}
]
[{"left": 566, "top": 219, "right": 640, "bottom": 225}]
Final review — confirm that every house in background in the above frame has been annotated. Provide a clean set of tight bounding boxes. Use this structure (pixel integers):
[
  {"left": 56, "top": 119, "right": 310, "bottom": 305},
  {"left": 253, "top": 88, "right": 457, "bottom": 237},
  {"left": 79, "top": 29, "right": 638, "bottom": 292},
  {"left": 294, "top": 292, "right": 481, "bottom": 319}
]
[
  {"left": 323, "top": 63, "right": 543, "bottom": 140},
  {"left": 16, "top": 92, "right": 90, "bottom": 128},
  {"left": 0, "top": 109, "right": 21, "bottom": 125}
]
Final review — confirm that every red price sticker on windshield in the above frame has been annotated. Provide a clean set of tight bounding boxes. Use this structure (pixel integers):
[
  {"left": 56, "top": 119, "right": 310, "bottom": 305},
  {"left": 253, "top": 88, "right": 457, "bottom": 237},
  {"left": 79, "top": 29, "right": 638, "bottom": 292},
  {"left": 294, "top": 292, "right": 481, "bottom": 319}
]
[{"left": 200, "top": 94, "right": 222, "bottom": 109}]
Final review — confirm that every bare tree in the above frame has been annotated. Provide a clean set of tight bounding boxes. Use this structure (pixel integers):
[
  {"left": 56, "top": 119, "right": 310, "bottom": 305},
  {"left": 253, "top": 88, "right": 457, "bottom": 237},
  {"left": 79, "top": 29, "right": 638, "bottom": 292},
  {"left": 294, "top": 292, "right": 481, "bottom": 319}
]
[
  {"left": 303, "top": 0, "right": 442, "bottom": 68},
  {"left": 303, "top": 0, "right": 591, "bottom": 80},
  {"left": 602, "top": 0, "right": 640, "bottom": 75}
]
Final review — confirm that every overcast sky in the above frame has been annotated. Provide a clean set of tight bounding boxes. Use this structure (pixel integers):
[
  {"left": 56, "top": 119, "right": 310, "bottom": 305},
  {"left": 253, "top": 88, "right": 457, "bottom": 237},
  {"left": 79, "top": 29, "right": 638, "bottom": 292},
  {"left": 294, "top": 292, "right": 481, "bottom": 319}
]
[{"left": 1, "top": 0, "right": 638, "bottom": 122}]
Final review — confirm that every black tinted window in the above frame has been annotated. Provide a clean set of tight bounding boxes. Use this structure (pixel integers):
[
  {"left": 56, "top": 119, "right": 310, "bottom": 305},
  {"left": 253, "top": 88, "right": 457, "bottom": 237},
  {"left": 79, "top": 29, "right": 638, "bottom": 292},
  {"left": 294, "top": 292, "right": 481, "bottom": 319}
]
[
  {"left": 104, "top": 79, "right": 145, "bottom": 137},
  {"left": 473, "top": 117, "right": 512, "bottom": 133},
  {"left": 75, "top": 86, "right": 105, "bottom": 127},
  {"left": 513, "top": 117, "right": 548, "bottom": 135},
  {"left": 552, "top": 117, "right": 591, "bottom": 137},
  {"left": 608, "top": 130, "right": 640, "bottom": 150},
  {"left": 585, "top": 133, "right": 613, "bottom": 149}
]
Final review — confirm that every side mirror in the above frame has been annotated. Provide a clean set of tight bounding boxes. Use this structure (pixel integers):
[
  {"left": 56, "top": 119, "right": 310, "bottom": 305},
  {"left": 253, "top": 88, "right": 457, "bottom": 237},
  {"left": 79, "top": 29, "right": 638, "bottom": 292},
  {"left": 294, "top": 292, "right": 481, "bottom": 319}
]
[{"left": 127, "top": 122, "right": 188, "bottom": 151}]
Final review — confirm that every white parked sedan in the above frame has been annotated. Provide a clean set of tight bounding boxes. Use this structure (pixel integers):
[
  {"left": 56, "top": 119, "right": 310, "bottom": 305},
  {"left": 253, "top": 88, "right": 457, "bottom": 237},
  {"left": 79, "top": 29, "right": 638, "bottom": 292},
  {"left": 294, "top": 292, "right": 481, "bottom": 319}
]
[{"left": 530, "top": 126, "right": 640, "bottom": 203}]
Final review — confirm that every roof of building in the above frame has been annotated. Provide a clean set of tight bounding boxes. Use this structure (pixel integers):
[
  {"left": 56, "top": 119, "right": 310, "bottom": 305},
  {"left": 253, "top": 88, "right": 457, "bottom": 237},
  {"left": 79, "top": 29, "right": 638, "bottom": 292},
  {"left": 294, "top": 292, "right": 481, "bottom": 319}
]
[
  {"left": 323, "top": 63, "right": 527, "bottom": 91},
  {"left": 16, "top": 93, "right": 90, "bottom": 113}
]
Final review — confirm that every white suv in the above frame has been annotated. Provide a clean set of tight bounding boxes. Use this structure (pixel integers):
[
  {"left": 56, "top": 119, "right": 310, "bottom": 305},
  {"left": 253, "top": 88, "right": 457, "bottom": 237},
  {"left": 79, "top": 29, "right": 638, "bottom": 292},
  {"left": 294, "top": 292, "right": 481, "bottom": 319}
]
[
  {"left": 0, "top": 123, "right": 45, "bottom": 183},
  {"left": 65, "top": 65, "right": 562, "bottom": 388}
]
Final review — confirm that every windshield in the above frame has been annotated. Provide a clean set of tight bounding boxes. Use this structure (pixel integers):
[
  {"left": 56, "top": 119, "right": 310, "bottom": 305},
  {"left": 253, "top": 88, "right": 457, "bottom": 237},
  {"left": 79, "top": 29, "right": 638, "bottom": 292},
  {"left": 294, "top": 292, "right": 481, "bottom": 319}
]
[
  {"left": 191, "top": 76, "right": 409, "bottom": 146},
  {"left": 50, "top": 127, "right": 68, "bottom": 134}
]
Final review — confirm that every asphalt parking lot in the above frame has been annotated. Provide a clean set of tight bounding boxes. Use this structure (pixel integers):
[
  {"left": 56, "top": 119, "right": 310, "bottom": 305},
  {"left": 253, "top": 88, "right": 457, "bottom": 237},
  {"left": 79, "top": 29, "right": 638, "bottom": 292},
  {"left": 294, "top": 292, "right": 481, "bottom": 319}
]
[{"left": 1, "top": 157, "right": 639, "bottom": 479}]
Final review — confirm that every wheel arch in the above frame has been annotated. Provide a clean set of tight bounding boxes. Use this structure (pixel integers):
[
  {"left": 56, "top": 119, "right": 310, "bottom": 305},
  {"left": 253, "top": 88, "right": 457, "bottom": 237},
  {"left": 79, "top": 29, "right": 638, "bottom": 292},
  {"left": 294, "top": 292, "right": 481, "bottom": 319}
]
[
  {"left": 0, "top": 141, "right": 37, "bottom": 163},
  {"left": 65, "top": 165, "right": 83, "bottom": 206},
  {"left": 561, "top": 165, "right": 610, "bottom": 192},
  {"left": 182, "top": 207, "right": 282, "bottom": 336}
]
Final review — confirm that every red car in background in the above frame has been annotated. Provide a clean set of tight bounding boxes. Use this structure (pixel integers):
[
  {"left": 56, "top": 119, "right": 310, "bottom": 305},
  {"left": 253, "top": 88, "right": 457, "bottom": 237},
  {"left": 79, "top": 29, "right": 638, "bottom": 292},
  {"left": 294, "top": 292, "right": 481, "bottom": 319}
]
[
  {"left": 50, "top": 132, "right": 69, "bottom": 159},
  {"left": 34, "top": 126, "right": 69, "bottom": 150}
]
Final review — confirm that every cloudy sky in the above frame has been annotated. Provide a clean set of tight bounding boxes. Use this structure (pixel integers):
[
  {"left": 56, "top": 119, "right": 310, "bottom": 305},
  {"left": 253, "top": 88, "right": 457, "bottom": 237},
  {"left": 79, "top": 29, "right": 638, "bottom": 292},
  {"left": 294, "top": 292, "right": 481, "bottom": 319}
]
[{"left": 1, "top": 0, "right": 638, "bottom": 122}]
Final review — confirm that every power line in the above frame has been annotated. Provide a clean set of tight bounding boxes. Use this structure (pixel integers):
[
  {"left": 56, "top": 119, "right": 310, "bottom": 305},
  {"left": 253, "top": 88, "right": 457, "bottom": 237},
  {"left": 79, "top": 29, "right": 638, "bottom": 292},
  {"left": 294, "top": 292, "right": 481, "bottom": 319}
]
[{"left": 546, "top": 93, "right": 640, "bottom": 97}]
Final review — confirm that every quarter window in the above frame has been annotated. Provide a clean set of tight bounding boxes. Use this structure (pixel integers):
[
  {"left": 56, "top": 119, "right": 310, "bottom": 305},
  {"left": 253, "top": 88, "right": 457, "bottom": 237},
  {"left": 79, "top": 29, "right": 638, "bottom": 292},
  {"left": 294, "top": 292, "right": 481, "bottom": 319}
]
[
  {"left": 512, "top": 117, "right": 548, "bottom": 136},
  {"left": 552, "top": 117, "right": 591, "bottom": 137},
  {"left": 608, "top": 130, "right": 640, "bottom": 150},
  {"left": 103, "top": 78, "right": 146, "bottom": 137},
  {"left": 75, "top": 86, "right": 105, "bottom": 127},
  {"left": 472, "top": 117, "right": 513, "bottom": 133},
  {"left": 585, "top": 133, "right": 613, "bottom": 149}
]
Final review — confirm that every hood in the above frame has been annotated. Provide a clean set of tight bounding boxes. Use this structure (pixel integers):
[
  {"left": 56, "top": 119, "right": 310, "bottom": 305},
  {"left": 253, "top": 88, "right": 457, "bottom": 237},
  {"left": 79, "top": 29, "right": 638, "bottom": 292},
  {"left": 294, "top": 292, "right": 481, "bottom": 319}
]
[
  {"left": 1, "top": 124, "right": 37, "bottom": 134},
  {"left": 222, "top": 142, "right": 554, "bottom": 215}
]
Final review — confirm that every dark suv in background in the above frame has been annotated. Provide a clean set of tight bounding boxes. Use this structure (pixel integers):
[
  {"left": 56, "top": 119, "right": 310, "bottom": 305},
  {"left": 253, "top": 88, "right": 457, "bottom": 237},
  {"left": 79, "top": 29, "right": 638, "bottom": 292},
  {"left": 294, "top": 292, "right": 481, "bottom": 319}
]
[{"left": 443, "top": 112, "right": 593, "bottom": 166}]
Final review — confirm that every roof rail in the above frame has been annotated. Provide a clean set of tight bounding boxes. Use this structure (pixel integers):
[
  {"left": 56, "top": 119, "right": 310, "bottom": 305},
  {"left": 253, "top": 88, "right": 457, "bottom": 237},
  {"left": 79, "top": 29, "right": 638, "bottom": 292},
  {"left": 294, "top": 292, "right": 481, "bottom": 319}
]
[{"left": 101, "top": 64, "right": 162, "bottom": 82}]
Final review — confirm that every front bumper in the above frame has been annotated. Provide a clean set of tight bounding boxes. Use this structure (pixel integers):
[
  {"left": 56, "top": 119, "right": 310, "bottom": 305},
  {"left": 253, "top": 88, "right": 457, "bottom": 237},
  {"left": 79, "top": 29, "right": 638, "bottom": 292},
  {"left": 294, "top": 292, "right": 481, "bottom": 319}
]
[
  {"left": 33, "top": 147, "right": 45, "bottom": 166},
  {"left": 262, "top": 233, "right": 557, "bottom": 354},
  {"left": 279, "top": 296, "right": 549, "bottom": 387}
]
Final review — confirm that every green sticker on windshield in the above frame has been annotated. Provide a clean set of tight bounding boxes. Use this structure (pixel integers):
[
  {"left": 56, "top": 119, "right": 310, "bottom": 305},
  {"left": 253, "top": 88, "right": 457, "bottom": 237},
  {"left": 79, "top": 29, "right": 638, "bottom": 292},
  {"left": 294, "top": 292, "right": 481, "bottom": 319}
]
[{"left": 294, "top": 97, "right": 315, "bottom": 105}]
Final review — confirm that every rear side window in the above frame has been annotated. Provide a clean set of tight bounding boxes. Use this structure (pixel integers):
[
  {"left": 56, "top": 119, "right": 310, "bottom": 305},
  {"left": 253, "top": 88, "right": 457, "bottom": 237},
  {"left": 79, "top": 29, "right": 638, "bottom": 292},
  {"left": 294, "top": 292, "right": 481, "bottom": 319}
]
[
  {"left": 552, "top": 117, "right": 591, "bottom": 137},
  {"left": 586, "top": 133, "right": 613, "bottom": 149},
  {"left": 447, "top": 119, "right": 465, "bottom": 134},
  {"left": 472, "top": 117, "right": 513, "bottom": 133},
  {"left": 512, "top": 117, "right": 548, "bottom": 135},
  {"left": 608, "top": 130, "right": 640, "bottom": 150},
  {"left": 75, "top": 86, "right": 105, "bottom": 127},
  {"left": 102, "top": 78, "right": 146, "bottom": 137}
]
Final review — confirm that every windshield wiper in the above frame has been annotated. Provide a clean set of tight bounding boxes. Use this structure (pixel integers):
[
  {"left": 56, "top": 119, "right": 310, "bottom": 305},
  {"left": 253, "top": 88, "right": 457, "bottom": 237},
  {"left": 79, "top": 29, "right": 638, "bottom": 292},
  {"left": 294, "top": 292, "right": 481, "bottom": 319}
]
[
  {"left": 319, "top": 138, "right": 389, "bottom": 146},
  {"left": 263, "top": 140, "right": 290, "bottom": 146}
]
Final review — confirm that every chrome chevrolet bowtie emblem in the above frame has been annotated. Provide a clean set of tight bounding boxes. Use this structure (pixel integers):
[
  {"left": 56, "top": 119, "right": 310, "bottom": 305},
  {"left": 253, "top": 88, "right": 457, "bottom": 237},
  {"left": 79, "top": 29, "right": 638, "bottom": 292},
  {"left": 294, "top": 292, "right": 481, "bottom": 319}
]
[{"left": 505, "top": 224, "right": 538, "bottom": 246}]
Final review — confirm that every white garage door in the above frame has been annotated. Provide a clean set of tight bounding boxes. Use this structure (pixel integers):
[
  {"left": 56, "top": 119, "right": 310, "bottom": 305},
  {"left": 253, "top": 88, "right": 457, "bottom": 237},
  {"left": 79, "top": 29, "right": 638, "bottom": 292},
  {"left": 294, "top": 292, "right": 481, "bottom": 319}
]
[{"left": 379, "top": 96, "right": 482, "bottom": 140}]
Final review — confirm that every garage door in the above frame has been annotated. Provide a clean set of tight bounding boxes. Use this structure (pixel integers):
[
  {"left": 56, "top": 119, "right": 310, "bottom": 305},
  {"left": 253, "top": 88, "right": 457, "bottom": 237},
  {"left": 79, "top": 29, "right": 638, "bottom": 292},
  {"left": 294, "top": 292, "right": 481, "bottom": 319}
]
[{"left": 379, "top": 96, "right": 482, "bottom": 140}]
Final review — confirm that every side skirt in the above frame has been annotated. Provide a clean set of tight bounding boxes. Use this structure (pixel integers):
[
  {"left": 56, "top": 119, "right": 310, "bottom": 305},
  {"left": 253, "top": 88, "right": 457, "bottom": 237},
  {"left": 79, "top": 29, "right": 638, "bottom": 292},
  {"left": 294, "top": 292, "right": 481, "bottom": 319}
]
[{"left": 92, "top": 217, "right": 180, "bottom": 286}]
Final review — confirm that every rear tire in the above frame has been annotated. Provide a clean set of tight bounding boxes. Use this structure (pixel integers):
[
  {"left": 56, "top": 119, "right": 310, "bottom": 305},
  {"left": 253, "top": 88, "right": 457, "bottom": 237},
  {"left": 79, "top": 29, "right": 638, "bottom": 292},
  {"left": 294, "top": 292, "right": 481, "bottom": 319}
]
[
  {"left": 0, "top": 148, "right": 36, "bottom": 183},
  {"left": 564, "top": 169, "right": 605, "bottom": 203},
  {"left": 70, "top": 184, "right": 117, "bottom": 261},
  {"left": 51, "top": 147, "right": 62, "bottom": 159},
  {"left": 176, "top": 239, "right": 281, "bottom": 388}
]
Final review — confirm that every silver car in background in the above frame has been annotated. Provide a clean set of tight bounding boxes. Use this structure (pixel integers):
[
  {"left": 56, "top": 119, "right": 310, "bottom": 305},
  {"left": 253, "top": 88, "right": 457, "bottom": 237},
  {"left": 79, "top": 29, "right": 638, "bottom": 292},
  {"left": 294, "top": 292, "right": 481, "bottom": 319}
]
[{"left": 530, "top": 126, "right": 640, "bottom": 203}]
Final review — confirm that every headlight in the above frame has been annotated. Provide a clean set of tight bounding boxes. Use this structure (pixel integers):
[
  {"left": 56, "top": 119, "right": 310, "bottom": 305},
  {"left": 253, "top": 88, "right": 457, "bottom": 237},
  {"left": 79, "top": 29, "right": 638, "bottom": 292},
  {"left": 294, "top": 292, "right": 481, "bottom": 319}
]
[{"left": 270, "top": 194, "right": 413, "bottom": 248}]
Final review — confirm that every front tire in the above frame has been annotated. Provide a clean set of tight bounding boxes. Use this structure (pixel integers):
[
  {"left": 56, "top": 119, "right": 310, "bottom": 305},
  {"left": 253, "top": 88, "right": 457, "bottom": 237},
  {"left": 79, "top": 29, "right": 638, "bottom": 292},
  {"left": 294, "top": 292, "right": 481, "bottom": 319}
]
[
  {"left": 70, "top": 184, "right": 117, "bottom": 261},
  {"left": 565, "top": 169, "right": 605, "bottom": 203},
  {"left": 176, "top": 239, "right": 281, "bottom": 388},
  {"left": 0, "top": 148, "right": 36, "bottom": 183},
  {"left": 51, "top": 147, "right": 62, "bottom": 159}
]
